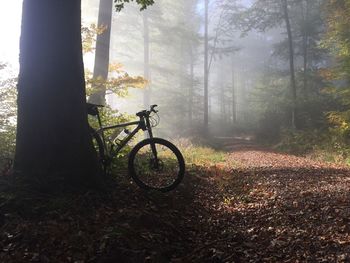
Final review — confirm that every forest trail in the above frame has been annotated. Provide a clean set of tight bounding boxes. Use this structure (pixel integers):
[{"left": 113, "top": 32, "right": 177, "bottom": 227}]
[
  {"left": 180, "top": 136, "right": 350, "bottom": 262},
  {"left": 1, "top": 138, "right": 350, "bottom": 262}
]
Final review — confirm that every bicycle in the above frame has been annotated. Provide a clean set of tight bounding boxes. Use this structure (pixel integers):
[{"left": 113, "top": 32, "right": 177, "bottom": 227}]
[{"left": 87, "top": 103, "right": 185, "bottom": 192}]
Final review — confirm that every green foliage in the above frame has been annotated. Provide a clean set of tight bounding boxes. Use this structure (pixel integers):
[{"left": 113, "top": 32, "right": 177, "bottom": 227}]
[
  {"left": 320, "top": 0, "right": 350, "bottom": 138},
  {"left": 322, "top": 0, "right": 350, "bottom": 80},
  {"left": 88, "top": 105, "right": 131, "bottom": 138},
  {"left": 276, "top": 126, "right": 350, "bottom": 164},
  {"left": 0, "top": 65, "right": 17, "bottom": 172},
  {"left": 277, "top": 129, "right": 324, "bottom": 154},
  {"left": 114, "top": 0, "right": 154, "bottom": 11},
  {"left": 88, "top": 104, "right": 133, "bottom": 152}
]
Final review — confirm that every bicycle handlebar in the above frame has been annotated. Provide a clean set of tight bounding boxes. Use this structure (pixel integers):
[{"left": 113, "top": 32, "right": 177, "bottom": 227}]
[
  {"left": 136, "top": 104, "right": 159, "bottom": 118},
  {"left": 150, "top": 104, "right": 158, "bottom": 113}
]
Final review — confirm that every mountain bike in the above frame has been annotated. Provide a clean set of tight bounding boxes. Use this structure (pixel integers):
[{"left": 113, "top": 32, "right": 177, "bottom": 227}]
[{"left": 87, "top": 103, "right": 185, "bottom": 192}]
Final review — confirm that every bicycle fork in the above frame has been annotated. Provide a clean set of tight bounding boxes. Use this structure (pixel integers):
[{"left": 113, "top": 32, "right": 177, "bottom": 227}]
[{"left": 145, "top": 117, "right": 159, "bottom": 168}]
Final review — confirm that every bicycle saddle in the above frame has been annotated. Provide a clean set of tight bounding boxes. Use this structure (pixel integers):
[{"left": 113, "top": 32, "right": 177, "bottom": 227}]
[
  {"left": 87, "top": 103, "right": 104, "bottom": 116},
  {"left": 136, "top": 110, "right": 147, "bottom": 117}
]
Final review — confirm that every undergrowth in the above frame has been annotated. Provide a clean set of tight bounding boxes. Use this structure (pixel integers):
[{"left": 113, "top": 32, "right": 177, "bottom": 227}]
[{"left": 275, "top": 128, "right": 350, "bottom": 165}]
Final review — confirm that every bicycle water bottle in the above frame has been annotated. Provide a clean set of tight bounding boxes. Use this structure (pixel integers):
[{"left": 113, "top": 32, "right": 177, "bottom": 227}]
[{"left": 113, "top": 129, "right": 130, "bottom": 146}]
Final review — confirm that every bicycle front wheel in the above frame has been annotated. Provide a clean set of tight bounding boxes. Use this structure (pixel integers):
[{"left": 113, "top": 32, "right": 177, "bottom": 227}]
[{"left": 128, "top": 138, "right": 185, "bottom": 192}]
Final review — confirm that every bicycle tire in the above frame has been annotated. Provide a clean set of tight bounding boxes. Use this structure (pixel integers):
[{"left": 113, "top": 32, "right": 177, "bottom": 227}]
[
  {"left": 128, "top": 138, "right": 185, "bottom": 192},
  {"left": 89, "top": 126, "right": 106, "bottom": 174}
]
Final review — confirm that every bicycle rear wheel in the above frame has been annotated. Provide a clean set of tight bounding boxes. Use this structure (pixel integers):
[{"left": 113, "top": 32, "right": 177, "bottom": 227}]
[
  {"left": 89, "top": 127, "right": 107, "bottom": 175},
  {"left": 128, "top": 138, "right": 185, "bottom": 192}
]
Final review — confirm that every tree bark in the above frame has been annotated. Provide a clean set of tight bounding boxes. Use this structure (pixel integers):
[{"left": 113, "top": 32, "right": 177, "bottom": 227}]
[
  {"left": 14, "top": 0, "right": 100, "bottom": 181},
  {"left": 204, "top": 0, "right": 209, "bottom": 132},
  {"left": 282, "top": 0, "right": 297, "bottom": 129},
  {"left": 89, "top": 0, "right": 114, "bottom": 105}
]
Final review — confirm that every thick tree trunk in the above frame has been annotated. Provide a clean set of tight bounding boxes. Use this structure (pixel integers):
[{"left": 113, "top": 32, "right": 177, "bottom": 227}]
[
  {"left": 282, "top": 0, "right": 297, "bottom": 129},
  {"left": 89, "top": 0, "right": 113, "bottom": 105},
  {"left": 14, "top": 0, "right": 100, "bottom": 181},
  {"left": 204, "top": 0, "right": 209, "bottom": 132},
  {"left": 143, "top": 10, "right": 151, "bottom": 108}
]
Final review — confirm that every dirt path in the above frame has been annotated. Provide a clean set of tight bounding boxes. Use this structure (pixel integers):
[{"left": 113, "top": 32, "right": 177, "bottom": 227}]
[
  {"left": 1, "top": 138, "right": 350, "bottom": 262},
  {"left": 185, "top": 137, "right": 350, "bottom": 262}
]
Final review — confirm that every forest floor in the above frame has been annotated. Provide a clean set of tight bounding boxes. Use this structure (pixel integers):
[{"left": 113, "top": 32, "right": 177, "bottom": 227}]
[{"left": 1, "top": 137, "right": 350, "bottom": 262}]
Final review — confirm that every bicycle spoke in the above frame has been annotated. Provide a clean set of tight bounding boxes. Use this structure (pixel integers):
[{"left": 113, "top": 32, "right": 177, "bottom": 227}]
[{"left": 133, "top": 143, "right": 180, "bottom": 189}]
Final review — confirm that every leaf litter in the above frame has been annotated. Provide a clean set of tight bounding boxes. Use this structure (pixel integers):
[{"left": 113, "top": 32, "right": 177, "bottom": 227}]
[{"left": 1, "top": 139, "right": 350, "bottom": 262}]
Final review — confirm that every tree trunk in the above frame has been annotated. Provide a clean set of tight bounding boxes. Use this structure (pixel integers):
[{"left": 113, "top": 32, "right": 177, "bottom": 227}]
[
  {"left": 143, "top": 10, "right": 151, "bottom": 108},
  {"left": 301, "top": 0, "right": 309, "bottom": 93},
  {"left": 89, "top": 0, "right": 113, "bottom": 105},
  {"left": 204, "top": 0, "right": 209, "bottom": 132},
  {"left": 14, "top": 0, "right": 100, "bottom": 181},
  {"left": 219, "top": 63, "right": 225, "bottom": 124},
  {"left": 189, "top": 46, "right": 194, "bottom": 125},
  {"left": 282, "top": 0, "right": 297, "bottom": 129},
  {"left": 231, "top": 57, "right": 237, "bottom": 125}
]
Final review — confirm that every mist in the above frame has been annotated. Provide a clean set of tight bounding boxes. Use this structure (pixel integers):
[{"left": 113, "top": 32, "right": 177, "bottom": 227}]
[{"left": 80, "top": 0, "right": 329, "bottom": 143}]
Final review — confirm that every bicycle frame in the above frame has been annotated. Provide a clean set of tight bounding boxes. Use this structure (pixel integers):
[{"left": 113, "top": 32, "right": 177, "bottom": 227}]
[
  {"left": 87, "top": 103, "right": 185, "bottom": 191},
  {"left": 94, "top": 111, "right": 155, "bottom": 159}
]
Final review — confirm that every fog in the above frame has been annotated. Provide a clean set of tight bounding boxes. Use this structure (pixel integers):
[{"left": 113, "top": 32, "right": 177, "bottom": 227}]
[
  {"left": 0, "top": 0, "right": 332, "bottom": 140},
  {"left": 83, "top": 0, "right": 323, "bottom": 140}
]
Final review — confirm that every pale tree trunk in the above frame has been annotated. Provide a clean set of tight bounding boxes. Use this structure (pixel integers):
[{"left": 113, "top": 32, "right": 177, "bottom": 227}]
[
  {"left": 282, "top": 0, "right": 297, "bottom": 129},
  {"left": 184, "top": 1, "right": 195, "bottom": 126},
  {"left": 15, "top": 0, "right": 100, "bottom": 181},
  {"left": 188, "top": 46, "right": 194, "bottom": 125},
  {"left": 240, "top": 65, "right": 249, "bottom": 122},
  {"left": 143, "top": 10, "right": 151, "bottom": 108},
  {"left": 219, "top": 63, "right": 225, "bottom": 124},
  {"left": 301, "top": 0, "right": 309, "bottom": 93},
  {"left": 204, "top": 0, "right": 209, "bottom": 132},
  {"left": 231, "top": 57, "right": 237, "bottom": 125},
  {"left": 89, "top": 0, "right": 113, "bottom": 105}
]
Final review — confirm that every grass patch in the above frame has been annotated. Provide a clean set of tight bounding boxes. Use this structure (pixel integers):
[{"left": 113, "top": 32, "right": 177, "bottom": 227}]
[{"left": 174, "top": 138, "right": 233, "bottom": 167}]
